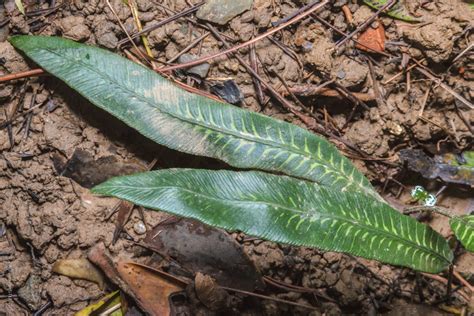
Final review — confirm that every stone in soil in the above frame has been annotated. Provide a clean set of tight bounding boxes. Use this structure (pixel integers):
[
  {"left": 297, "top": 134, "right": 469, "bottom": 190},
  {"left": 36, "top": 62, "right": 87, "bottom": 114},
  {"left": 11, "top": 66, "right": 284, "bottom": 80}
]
[
  {"left": 17, "top": 274, "right": 43, "bottom": 311},
  {"left": 196, "top": 0, "right": 253, "bottom": 25},
  {"left": 178, "top": 53, "right": 211, "bottom": 78}
]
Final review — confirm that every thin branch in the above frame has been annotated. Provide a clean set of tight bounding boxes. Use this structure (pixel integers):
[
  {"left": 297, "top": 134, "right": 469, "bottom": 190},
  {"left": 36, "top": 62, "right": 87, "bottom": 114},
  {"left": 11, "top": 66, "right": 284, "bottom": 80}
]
[
  {"left": 403, "top": 206, "right": 453, "bottom": 218},
  {"left": 414, "top": 66, "right": 473, "bottom": 109},
  {"left": 220, "top": 286, "right": 319, "bottom": 311},
  {"left": 105, "top": 0, "right": 150, "bottom": 66},
  {"left": 117, "top": 2, "right": 204, "bottom": 46},
  {"left": 452, "top": 42, "right": 473, "bottom": 64},
  {"left": 336, "top": 0, "right": 397, "bottom": 48},
  {"left": 0, "top": 69, "right": 45, "bottom": 82},
  {"left": 159, "top": 0, "right": 329, "bottom": 72},
  {"left": 453, "top": 270, "right": 473, "bottom": 294},
  {"left": 164, "top": 31, "right": 210, "bottom": 64}
]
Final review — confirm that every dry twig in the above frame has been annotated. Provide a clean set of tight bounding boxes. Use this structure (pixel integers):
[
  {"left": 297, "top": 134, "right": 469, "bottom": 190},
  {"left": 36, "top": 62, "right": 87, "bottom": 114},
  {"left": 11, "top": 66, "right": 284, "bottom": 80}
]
[{"left": 159, "top": 0, "right": 329, "bottom": 72}]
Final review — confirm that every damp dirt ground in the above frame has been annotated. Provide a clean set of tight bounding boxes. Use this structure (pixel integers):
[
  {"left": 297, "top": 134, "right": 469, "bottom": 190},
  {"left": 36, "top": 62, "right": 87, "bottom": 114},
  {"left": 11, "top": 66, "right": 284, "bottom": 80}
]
[{"left": 0, "top": 0, "right": 473, "bottom": 315}]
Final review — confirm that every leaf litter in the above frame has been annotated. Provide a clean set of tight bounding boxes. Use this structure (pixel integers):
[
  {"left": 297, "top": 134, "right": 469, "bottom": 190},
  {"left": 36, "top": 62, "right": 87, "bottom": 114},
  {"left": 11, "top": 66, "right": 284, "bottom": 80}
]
[
  {"left": 400, "top": 149, "right": 474, "bottom": 186},
  {"left": 0, "top": 0, "right": 473, "bottom": 314},
  {"left": 116, "top": 262, "right": 186, "bottom": 316},
  {"left": 143, "top": 217, "right": 263, "bottom": 291},
  {"left": 52, "top": 258, "right": 106, "bottom": 290}
]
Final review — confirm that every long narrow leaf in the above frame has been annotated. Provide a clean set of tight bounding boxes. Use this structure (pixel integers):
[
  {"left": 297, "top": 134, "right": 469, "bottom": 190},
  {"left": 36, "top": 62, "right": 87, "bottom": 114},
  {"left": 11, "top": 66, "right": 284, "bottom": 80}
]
[
  {"left": 10, "top": 36, "right": 379, "bottom": 199},
  {"left": 93, "top": 169, "right": 453, "bottom": 273},
  {"left": 450, "top": 215, "right": 474, "bottom": 252}
]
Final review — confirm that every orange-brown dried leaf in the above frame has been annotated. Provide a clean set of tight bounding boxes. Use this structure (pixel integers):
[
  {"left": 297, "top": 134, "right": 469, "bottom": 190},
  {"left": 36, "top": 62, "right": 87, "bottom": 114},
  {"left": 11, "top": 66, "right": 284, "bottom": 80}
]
[
  {"left": 116, "top": 262, "right": 185, "bottom": 316},
  {"left": 356, "top": 22, "right": 385, "bottom": 53}
]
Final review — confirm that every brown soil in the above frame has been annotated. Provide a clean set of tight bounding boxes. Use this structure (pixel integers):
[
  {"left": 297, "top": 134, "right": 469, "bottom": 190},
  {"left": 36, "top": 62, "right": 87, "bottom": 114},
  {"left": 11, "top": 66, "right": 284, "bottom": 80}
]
[{"left": 0, "top": 0, "right": 473, "bottom": 315}]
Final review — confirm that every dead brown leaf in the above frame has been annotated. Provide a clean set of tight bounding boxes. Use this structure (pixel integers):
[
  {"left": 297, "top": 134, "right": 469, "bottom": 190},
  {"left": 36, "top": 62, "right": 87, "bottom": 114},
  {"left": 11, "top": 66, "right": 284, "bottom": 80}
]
[
  {"left": 52, "top": 258, "right": 105, "bottom": 290},
  {"left": 144, "top": 218, "right": 263, "bottom": 291},
  {"left": 356, "top": 21, "right": 385, "bottom": 53},
  {"left": 116, "top": 262, "right": 186, "bottom": 316},
  {"left": 112, "top": 200, "right": 135, "bottom": 243},
  {"left": 194, "top": 273, "right": 229, "bottom": 311}
]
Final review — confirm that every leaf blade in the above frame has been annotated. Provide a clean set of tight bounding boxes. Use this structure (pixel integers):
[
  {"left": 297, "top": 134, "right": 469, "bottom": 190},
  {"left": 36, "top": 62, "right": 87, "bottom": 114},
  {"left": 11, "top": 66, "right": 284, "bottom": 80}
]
[
  {"left": 363, "top": 0, "right": 421, "bottom": 22},
  {"left": 15, "top": 0, "right": 25, "bottom": 15},
  {"left": 10, "top": 35, "right": 378, "bottom": 199},
  {"left": 450, "top": 215, "right": 474, "bottom": 252},
  {"left": 93, "top": 169, "right": 453, "bottom": 273}
]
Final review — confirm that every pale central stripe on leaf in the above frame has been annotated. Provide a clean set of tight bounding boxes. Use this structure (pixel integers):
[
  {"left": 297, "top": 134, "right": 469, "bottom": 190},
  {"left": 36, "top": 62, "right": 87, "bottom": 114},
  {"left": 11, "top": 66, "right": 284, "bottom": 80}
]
[
  {"left": 93, "top": 169, "right": 453, "bottom": 273},
  {"left": 10, "top": 35, "right": 379, "bottom": 199}
]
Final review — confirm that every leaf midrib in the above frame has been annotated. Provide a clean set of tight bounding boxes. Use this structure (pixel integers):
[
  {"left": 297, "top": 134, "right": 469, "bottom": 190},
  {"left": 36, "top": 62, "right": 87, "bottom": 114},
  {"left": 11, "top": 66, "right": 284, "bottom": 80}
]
[
  {"left": 39, "top": 47, "right": 368, "bottom": 193},
  {"left": 104, "top": 183, "right": 449, "bottom": 264}
]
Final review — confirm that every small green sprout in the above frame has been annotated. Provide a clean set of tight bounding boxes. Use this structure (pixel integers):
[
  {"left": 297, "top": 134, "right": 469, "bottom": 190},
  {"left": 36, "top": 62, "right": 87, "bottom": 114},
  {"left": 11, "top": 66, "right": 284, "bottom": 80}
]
[{"left": 411, "top": 186, "right": 437, "bottom": 206}]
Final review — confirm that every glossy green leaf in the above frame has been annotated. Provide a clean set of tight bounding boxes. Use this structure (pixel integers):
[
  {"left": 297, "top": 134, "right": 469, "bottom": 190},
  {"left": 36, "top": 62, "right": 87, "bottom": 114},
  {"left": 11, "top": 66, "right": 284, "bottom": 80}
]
[
  {"left": 450, "top": 215, "right": 474, "bottom": 252},
  {"left": 93, "top": 169, "right": 453, "bottom": 273},
  {"left": 10, "top": 35, "right": 379, "bottom": 200},
  {"left": 363, "top": 0, "right": 421, "bottom": 22}
]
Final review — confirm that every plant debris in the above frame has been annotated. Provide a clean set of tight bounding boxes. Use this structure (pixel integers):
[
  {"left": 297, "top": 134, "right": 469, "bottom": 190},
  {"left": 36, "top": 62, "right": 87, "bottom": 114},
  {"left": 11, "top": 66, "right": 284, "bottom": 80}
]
[
  {"left": 144, "top": 218, "right": 263, "bottom": 291},
  {"left": 178, "top": 53, "right": 211, "bottom": 78},
  {"left": 400, "top": 149, "right": 474, "bottom": 186},
  {"left": 210, "top": 80, "right": 244, "bottom": 104},
  {"left": 52, "top": 258, "right": 106, "bottom": 290},
  {"left": 356, "top": 20, "right": 385, "bottom": 53},
  {"left": 411, "top": 185, "right": 437, "bottom": 207},
  {"left": 116, "top": 262, "right": 186, "bottom": 316},
  {"left": 53, "top": 149, "right": 143, "bottom": 189},
  {"left": 76, "top": 291, "right": 122, "bottom": 316},
  {"left": 194, "top": 272, "right": 230, "bottom": 311},
  {"left": 363, "top": 0, "right": 421, "bottom": 22}
]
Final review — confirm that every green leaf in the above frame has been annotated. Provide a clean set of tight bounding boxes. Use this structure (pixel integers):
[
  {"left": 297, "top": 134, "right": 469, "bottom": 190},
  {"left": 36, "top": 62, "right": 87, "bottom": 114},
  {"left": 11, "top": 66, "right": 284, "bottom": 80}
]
[
  {"left": 363, "top": 0, "right": 421, "bottom": 22},
  {"left": 10, "top": 35, "right": 379, "bottom": 200},
  {"left": 93, "top": 169, "right": 453, "bottom": 273},
  {"left": 450, "top": 215, "right": 474, "bottom": 252},
  {"left": 15, "top": 0, "right": 25, "bottom": 15}
]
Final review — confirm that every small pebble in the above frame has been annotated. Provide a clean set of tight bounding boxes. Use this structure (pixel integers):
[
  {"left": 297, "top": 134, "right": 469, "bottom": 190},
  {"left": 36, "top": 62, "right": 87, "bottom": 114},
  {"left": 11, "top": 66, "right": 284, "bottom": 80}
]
[
  {"left": 178, "top": 54, "right": 211, "bottom": 78},
  {"left": 301, "top": 41, "right": 313, "bottom": 53},
  {"left": 133, "top": 221, "right": 146, "bottom": 235},
  {"left": 337, "top": 70, "right": 346, "bottom": 79},
  {"left": 0, "top": 221, "right": 5, "bottom": 237}
]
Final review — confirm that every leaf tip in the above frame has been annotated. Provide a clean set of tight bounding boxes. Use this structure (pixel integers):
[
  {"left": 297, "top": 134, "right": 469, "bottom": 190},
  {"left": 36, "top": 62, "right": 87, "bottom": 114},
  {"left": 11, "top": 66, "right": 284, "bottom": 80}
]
[
  {"left": 90, "top": 184, "right": 107, "bottom": 195},
  {"left": 91, "top": 179, "right": 119, "bottom": 196},
  {"left": 15, "top": 0, "right": 25, "bottom": 15},
  {"left": 8, "top": 35, "right": 28, "bottom": 48}
]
